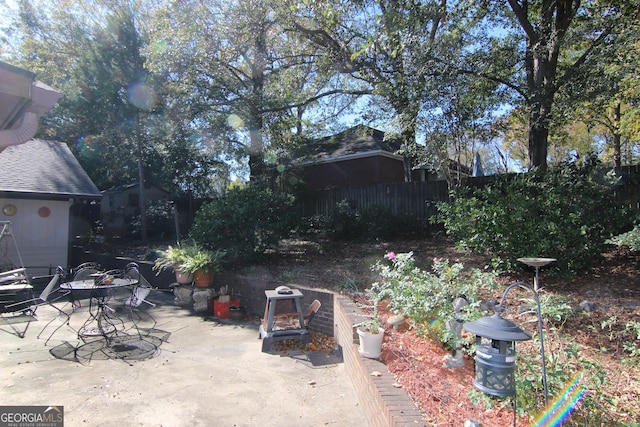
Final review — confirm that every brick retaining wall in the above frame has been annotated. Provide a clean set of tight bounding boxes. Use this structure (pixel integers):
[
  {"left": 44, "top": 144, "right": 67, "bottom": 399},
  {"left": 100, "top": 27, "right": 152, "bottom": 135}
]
[
  {"left": 334, "top": 294, "right": 427, "bottom": 427},
  {"left": 216, "top": 270, "right": 426, "bottom": 427},
  {"left": 217, "top": 270, "right": 335, "bottom": 337}
]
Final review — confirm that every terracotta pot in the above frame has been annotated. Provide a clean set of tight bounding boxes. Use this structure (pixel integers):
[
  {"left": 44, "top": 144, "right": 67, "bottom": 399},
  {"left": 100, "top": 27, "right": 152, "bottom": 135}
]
[
  {"left": 175, "top": 269, "right": 194, "bottom": 285},
  {"left": 193, "top": 270, "right": 213, "bottom": 288}
]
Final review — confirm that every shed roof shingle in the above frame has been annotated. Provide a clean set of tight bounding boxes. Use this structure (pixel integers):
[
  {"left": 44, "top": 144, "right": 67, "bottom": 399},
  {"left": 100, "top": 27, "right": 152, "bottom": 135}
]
[{"left": 0, "top": 139, "right": 101, "bottom": 198}]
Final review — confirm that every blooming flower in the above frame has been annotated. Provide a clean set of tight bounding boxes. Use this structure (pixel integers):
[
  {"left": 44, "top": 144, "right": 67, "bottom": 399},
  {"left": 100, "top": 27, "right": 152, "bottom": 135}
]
[{"left": 386, "top": 251, "right": 396, "bottom": 260}]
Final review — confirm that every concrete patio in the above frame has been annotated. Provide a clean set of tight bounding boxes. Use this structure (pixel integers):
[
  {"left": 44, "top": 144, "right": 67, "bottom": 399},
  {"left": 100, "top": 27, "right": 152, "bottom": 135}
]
[{"left": 0, "top": 290, "right": 366, "bottom": 426}]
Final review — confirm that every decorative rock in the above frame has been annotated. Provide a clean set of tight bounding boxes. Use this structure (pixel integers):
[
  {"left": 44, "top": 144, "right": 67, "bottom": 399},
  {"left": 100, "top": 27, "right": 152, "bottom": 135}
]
[
  {"left": 578, "top": 300, "right": 597, "bottom": 312},
  {"left": 443, "top": 350, "right": 465, "bottom": 368},
  {"left": 173, "top": 285, "right": 194, "bottom": 306},
  {"left": 192, "top": 289, "right": 211, "bottom": 312},
  {"left": 453, "top": 297, "right": 468, "bottom": 313},
  {"left": 387, "top": 314, "right": 405, "bottom": 330},
  {"left": 445, "top": 319, "right": 463, "bottom": 337}
]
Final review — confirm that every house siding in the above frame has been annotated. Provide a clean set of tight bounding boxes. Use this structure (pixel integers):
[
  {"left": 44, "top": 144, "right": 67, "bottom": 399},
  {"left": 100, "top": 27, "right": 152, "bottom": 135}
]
[
  {"left": 303, "top": 156, "right": 405, "bottom": 190},
  {"left": 1, "top": 198, "right": 70, "bottom": 270},
  {"left": 100, "top": 185, "right": 169, "bottom": 235}
]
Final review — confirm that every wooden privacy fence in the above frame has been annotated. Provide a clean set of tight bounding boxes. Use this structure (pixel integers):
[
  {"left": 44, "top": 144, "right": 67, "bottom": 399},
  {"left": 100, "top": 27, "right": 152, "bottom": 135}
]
[
  {"left": 296, "top": 166, "right": 640, "bottom": 222},
  {"left": 297, "top": 180, "right": 450, "bottom": 221}
]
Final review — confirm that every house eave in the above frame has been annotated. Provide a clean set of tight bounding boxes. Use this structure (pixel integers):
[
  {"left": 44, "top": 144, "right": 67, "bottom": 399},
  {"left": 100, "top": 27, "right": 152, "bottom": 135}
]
[
  {"left": 0, "top": 61, "right": 63, "bottom": 151},
  {"left": 0, "top": 190, "right": 102, "bottom": 201},
  {"left": 298, "top": 149, "right": 404, "bottom": 166}
]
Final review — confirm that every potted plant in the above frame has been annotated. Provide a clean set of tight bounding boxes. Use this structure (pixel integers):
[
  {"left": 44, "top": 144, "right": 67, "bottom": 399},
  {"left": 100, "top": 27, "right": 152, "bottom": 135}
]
[
  {"left": 180, "top": 246, "right": 225, "bottom": 288},
  {"left": 354, "top": 288, "right": 385, "bottom": 358},
  {"left": 153, "top": 244, "right": 198, "bottom": 284},
  {"left": 355, "top": 316, "right": 384, "bottom": 358}
]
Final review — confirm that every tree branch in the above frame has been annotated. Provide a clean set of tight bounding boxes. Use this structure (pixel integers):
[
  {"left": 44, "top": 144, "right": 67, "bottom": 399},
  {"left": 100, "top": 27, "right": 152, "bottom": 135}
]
[{"left": 506, "top": 0, "right": 538, "bottom": 44}]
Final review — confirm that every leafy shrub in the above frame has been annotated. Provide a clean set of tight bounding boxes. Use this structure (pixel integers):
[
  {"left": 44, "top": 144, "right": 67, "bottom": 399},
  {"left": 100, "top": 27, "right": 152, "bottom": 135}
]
[
  {"left": 189, "top": 185, "right": 296, "bottom": 259},
  {"left": 326, "top": 200, "right": 365, "bottom": 239},
  {"left": 435, "top": 159, "right": 629, "bottom": 274},
  {"left": 321, "top": 200, "right": 428, "bottom": 241},
  {"left": 131, "top": 200, "right": 175, "bottom": 239},
  {"left": 607, "top": 223, "right": 640, "bottom": 251},
  {"left": 370, "top": 251, "right": 499, "bottom": 348}
]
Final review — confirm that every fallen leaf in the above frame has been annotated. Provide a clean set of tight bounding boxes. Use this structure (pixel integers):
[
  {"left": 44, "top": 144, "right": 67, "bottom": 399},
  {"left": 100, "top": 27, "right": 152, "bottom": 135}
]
[{"left": 370, "top": 371, "right": 382, "bottom": 377}]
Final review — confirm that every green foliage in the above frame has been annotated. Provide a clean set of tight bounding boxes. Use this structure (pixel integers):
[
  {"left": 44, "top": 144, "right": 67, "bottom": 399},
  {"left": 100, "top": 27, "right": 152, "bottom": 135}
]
[
  {"left": 607, "top": 224, "right": 640, "bottom": 252},
  {"left": 512, "top": 337, "right": 620, "bottom": 426},
  {"left": 153, "top": 242, "right": 225, "bottom": 274},
  {"left": 153, "top": 243, "right": 199, "bottom": 272},
  {"left": 354, "top": 287, "right": 385, "bottom": 334},
  {"left": 189, "top": 185, "right": 296, "bottom": 260},
  {"left": 600, "top": 315, "right": 640, "bottom": 361},
  {"left": 622, "top": 320, "right": 640, "bottom": 360},
  {"left": 130, "top": 200, "right": 175, "bottom": 239},
  {"left": 369, "top": 252, "right": 499, "bottom": 348},
  {"left": 316, "top": 200, "right": 427, "bottom": 241},
  {"left": 435, "top": 160, "right": 630, "bottom": 274},
  {"left": 180, "top": 245, "right": 225, "bottom": 274},
  {"left": 335, "top": 277, "right": 360, "bottom": 293}
]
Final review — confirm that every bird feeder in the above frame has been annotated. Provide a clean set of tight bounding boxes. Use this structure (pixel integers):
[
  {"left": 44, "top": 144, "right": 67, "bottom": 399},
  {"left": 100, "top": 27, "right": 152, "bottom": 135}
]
[{"left": 463, "top": 313, "right": 531, "bottom": 397}]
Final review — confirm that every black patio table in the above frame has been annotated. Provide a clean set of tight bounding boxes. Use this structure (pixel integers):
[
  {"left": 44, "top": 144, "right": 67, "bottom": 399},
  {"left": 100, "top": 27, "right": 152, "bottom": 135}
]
[{"left": 60, "top": 277, "right": 138, "bottom": 340}]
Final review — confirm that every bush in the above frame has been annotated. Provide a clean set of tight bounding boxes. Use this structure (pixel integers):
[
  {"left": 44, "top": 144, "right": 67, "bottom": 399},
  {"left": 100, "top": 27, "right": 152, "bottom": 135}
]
[
  {"left": 435, "top": 159, "right": 630, "bottom": 274},
  {"left": 320, "top": 200, "right": 427, "bottom": 241},
  {"left": 370, "top": 251, "right": 499, "bottom": 349},
  {"left": 189, "top": 185, "right": 296, "bottom": 260},
  {"left": 131, "top": 200, "right": 175, "bottom": 239},
  {"left": 607, "top": 223, "right": 640, "bottom": 251}
]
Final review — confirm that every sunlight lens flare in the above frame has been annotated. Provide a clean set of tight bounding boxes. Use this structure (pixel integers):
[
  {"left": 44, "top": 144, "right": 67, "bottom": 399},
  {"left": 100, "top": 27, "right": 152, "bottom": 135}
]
[
  {"left": 77, "top": 135, "right": 99, "bottom": 158},
  {"left": 430, "top": 319, "right": 442, "bottom": 330},
  {"left": 533, "top": 372, "right": 585, "bottom": 427},
  {"left": 227, "top": 114, "right": 244, "bottom": 129},
  {"left": 128, "top": 82, "right": 157, "bottom": 111}
]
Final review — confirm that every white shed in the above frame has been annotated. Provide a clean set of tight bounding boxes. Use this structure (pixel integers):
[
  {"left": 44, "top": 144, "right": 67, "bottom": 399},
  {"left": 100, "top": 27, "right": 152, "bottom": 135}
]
[{"left": 0, "top": 139, "right": 101, "bottom": 272}]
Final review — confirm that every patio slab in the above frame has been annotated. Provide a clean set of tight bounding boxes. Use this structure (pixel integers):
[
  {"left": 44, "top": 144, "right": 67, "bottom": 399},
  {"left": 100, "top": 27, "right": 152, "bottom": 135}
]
[{"left": 0, "top": 290, "right": 367, "bottom": 426}]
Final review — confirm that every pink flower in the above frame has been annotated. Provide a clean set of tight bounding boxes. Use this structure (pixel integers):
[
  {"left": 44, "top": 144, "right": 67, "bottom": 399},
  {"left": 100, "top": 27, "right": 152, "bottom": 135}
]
[
  {"left": 386, "top": 251, "right": 396, "bottom": 260},
  {"left": 433, "top": 257, "right": 438, "bottom": 263}
]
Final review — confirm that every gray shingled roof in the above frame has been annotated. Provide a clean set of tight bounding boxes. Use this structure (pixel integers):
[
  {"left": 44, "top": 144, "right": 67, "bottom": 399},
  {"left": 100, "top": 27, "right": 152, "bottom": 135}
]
[
  {"left": 0, "top": 139, "right": 101, "bottom": 198},
  {"left": 300, "top": 125, "right": 403, "bottom": 162}
]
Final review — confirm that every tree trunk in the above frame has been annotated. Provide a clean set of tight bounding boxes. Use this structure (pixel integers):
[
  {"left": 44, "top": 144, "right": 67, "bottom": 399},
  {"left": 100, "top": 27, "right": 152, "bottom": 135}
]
[
  {"left": 612, "top": 102, "right": 622, "bottom": 167},
  {"left": 508, "top": 0, "right": 579, "bottom": 172},
  {"left": 136, "top": 133, "right": 148, "bottom": 243},
  {"left": 528, "top": 97, "right": 551, "bottom": 171},
  {"left": 248, "top": 23, "right": 267, "bottom": 183},
  {"left": 401, "top": 124, "right": 416, "bottom": 182}
]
